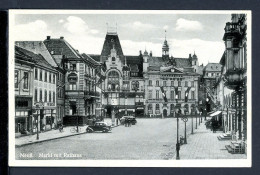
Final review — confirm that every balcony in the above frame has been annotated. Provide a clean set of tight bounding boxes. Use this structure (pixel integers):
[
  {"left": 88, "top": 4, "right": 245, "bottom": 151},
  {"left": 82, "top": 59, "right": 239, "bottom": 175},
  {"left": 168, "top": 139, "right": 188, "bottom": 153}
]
[
  {"left": 223, "top": 22, "right": 246, "bottom": 40},
  {"left": 224, "top": 68, "right": 246, "bottom": 90},
  {"left": 84, "top": 90, "right": 100, "bottom": 99}
]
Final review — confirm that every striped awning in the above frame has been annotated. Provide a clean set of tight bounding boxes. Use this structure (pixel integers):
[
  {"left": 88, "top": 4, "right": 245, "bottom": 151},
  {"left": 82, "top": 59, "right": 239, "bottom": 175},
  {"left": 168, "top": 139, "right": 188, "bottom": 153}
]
[{"left": 210, "top": 111, "right": 222, "bottom": 117}]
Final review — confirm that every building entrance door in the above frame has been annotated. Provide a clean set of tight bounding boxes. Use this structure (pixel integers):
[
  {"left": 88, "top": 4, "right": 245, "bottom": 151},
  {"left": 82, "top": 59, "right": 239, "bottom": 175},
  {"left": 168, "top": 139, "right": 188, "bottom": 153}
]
[{"left": 163, "top": 109, "right": 167, "bottom": 118}]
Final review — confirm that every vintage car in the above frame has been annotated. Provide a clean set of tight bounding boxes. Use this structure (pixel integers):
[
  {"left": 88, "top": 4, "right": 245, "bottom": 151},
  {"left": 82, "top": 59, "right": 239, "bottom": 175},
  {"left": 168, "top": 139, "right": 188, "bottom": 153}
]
[
  {"left": 119, "top": 116, "right": 137, "bottom": 125},
  {"left": 86, "top": 122, "right": 112, "bottom": 133}
]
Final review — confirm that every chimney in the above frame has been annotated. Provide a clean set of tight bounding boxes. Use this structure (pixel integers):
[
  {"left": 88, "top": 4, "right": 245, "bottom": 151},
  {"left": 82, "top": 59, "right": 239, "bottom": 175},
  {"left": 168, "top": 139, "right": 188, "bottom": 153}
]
[
  {"left": 60, "top": 36, "right": 64, "bottom": 39},
  {"left": 47, "top": 36, "right": 51, "bottom": 40},
  {"left": 150, "top": 51, "right": 152, "bottom": 57},
  {"left": 139, "top": 50, "right": 142, "bottom": 56},
  {"left": 189, "top": 54, "right": 192, "bottom": 58}
]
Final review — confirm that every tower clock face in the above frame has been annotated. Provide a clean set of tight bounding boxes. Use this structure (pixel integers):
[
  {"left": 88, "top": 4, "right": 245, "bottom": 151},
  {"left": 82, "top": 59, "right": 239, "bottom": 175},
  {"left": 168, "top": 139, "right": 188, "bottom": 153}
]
[{"left": 171, "top": 69, "right": 175, "bottom": 72}]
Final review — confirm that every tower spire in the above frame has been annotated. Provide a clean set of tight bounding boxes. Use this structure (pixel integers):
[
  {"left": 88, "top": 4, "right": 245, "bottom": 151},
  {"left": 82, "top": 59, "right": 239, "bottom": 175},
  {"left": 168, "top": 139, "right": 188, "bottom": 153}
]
[
  {"left": 165, "top": 30, "right": 167, "bottom": 40},
  {"left": 124, "top": 56, "right": 127, "bottom": 66}
]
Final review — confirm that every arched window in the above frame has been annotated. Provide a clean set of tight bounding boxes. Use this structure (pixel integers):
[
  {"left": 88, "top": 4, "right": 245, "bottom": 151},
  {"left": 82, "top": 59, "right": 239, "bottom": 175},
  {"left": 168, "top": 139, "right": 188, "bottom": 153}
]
[
  {"left": 112, "top": 57, "right": 116, "bottom": 61},
  {"left": 108, "top": 71, "right": 120, "bottom": 91}
]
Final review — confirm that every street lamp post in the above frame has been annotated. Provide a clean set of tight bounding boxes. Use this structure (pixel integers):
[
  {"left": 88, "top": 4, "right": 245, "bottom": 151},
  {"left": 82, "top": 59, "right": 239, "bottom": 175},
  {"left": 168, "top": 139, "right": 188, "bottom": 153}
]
[
  {"left": 182, "top": 116, "right": 188, "bottom": 144},
  {"left": 176, "top": 109, "right": 181, "bottom": 160},
  {"left": 195, "top": 110, "right": 198, "bottom": 129},
  {"left": 35, "top": 108, "right": 39, "bottom": 140},
  {"left": 191, "top": 111, "right": 194, "bottom": 134}
]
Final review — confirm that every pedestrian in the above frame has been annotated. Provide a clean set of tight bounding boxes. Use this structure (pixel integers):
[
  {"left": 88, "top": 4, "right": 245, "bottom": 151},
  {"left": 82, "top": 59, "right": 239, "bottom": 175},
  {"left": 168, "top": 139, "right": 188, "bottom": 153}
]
[
  {"left": 125, "top": 118, "right": 128, "bottom": 127},
  {"left": 212, "top": 120, "right": 216, "bottom": 133},
  {"left": 116, "top": 117, "right": 119, "bottom": 126}
]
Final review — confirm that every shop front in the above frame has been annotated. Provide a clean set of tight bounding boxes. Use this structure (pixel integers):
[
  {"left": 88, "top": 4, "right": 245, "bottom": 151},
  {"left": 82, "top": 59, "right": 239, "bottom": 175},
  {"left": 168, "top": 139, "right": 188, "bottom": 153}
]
[
  {"left": 15, "top": 97, "right": 32, "bottom": 134},
  {"left": 32, "top": 103, "right": 56, "bottom": 132}
]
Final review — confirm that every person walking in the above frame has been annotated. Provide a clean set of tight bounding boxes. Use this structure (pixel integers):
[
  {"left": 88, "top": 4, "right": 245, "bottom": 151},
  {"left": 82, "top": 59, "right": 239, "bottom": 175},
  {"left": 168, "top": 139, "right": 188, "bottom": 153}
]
[
  {"left": 125, "top": 118, "right": 128, "bottom": 127},
  {"left": 129, "top": 118, "right": 132, "bottom": 127}
]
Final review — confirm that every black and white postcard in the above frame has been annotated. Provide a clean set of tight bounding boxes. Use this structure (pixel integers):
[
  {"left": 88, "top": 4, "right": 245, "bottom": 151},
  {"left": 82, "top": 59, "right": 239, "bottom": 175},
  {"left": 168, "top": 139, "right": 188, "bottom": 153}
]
[{"left": 8, "top": 10, "right": 252, "bottom": 167}]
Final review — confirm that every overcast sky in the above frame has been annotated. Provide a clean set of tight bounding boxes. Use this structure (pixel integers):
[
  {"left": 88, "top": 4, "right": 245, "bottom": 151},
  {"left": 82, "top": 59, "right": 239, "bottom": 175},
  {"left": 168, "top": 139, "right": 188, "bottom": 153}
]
[{"left": 14, "top": 13, "right": 231, "bottom": 65}]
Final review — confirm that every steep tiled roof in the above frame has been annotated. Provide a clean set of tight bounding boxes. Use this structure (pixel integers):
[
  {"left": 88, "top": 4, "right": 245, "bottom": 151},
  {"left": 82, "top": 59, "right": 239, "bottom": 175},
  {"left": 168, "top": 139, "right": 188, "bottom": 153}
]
[
  {"left": 204, "top": 63, "right": 222, "bottom": 72},
  {"left": 148, "top": 66, "right": 160, "bottom": 71},
  {"left": 129, "top": 64, "right": 139, "bottom": 72},
  {"left": 100, "top": 33, "right": 124, "bottom": 63},
  {"left": 88, "top": 54, "right": 101, "bottom": 62},
  {"left": 15, "top": 46, "right": 54, "bottom": 70},
  {"left": 43, "top": 37, "right": 81, "bottom": 59},
  {"left": 15, "top": 46, "right": 36, "bottom": 63},
  {"left": 81, "top": 53, "right": 100, "bottom": 66},
  {"left": 15, "top": 41, "right": 58, "bottom": 67},
  {"left": 125, "top": 55, "right": 143, "bottom": 65},
  {"left": 148, "top": 57, "right": 167, "bottom": 67},
  {"left": 174, "top": 58, "right": 192, "bottom": 68}
]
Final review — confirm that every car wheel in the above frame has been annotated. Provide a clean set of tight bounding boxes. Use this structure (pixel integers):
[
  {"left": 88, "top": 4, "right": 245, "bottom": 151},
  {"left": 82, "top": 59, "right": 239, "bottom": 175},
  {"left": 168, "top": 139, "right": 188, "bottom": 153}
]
[{"left": 86, "top": 128, "right": 93, "bottom": 133}]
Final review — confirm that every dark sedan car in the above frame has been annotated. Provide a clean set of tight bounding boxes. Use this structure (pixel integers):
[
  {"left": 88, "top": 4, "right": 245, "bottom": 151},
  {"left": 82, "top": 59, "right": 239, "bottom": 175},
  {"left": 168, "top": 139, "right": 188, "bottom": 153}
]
[
  {"left": 120, "top": 116, "right": 137, "bottom": 125},
  {"left": 86, "top": 122, "right": 112, "bottom": 133}
]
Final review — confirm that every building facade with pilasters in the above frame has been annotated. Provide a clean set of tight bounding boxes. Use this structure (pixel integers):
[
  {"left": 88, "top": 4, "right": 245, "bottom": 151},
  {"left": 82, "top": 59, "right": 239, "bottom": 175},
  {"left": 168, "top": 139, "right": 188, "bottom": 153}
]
[
  {"left": 218, "top": 14, "right": 247, "bottom": 152},
  {"left": 43, "top": 36, "right": 101, "bottom": 125},
  {"left": 143, "top": 38, "right": 200, "bottom": 117},
  {"left": 15, "top": 46, "right": 35, "bottom": 134}
]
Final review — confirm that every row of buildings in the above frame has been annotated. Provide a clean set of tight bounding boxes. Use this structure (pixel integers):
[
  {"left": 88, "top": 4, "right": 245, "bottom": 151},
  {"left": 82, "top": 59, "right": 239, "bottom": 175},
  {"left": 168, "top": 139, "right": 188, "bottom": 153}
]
[
  {"left": 15, "top": 24, "right": 225, "bottom": 134},
  {"left": 194, "top": 14, "right": 247, "bottom": 154}
]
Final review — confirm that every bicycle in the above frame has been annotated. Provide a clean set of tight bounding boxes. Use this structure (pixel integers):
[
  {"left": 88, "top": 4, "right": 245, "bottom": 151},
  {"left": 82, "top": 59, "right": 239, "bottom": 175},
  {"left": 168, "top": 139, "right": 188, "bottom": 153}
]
[{"left": 70, "top": 126, "right": 82, "bottom": 133}]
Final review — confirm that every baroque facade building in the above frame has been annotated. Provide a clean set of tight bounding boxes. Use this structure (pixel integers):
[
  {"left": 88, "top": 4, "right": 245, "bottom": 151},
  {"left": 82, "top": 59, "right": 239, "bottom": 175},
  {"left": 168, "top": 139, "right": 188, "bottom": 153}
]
[
  {"left": 143, "top": 39, "right": 200, "bottom": 117},
  {"left": 91, "top": 30, "right": 201, "bottom": 121},
  {"left": 43, "top": 36, "right": 101, "bottom": 125},
  {"left": 91, "top": 31, "right": 145, "bottom": 125},
  {"left": 213, "top": 14, "right": 247, "bottom": 154},
  {"left": 223, "top": 14, "right": 247, "bottom": 140}
]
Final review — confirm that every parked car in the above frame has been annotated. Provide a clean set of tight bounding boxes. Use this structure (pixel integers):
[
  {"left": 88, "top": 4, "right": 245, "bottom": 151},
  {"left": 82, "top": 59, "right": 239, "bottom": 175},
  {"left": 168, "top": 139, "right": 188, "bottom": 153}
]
[
  {"left": 120, "top": 116, "right": 137, "bottom": 125},
  {"left": 86, "top": 122, "right": 112, "bottom": 133}
]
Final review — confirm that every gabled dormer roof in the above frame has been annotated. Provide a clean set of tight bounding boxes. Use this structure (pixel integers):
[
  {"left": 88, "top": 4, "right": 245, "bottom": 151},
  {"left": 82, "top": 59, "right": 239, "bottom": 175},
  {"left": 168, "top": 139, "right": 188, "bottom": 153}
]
[{"left": 101, "top": 33, "right": 124, "bottom": 63}]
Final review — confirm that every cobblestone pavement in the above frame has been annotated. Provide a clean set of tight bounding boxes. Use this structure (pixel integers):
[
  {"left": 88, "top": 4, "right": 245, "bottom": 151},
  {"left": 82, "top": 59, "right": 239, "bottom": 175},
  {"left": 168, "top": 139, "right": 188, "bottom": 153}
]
[
  {"left": 15, "top": 125, "right": 89, "bottom": 147},
  {"left": 15, "top": 117, "right": 246, "bottom": 160},
  {"left": 170, "top": 119, "right": 247, "bottom": 160},
  {"left": 16, "top": 118, "right": 195, "bottom": 160},
  {"left": 15, "top": 118, "right": 118, "bottom": 147}
]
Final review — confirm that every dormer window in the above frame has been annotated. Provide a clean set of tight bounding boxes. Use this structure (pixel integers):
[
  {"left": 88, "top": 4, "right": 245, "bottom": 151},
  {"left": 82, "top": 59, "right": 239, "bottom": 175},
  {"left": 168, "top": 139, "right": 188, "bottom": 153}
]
[{"left": 70, "top": 63, "right": 76, "bottom": 71}]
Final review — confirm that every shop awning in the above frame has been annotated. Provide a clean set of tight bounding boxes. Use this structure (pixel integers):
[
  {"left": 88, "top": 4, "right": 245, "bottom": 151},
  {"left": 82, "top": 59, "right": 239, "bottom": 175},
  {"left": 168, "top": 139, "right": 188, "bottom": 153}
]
[
  {"left": 210, "top": 111, "right": 222, "bottom": 117},
  {"left": 119, "top": 109, "right": 135, "bottom": 112}
]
